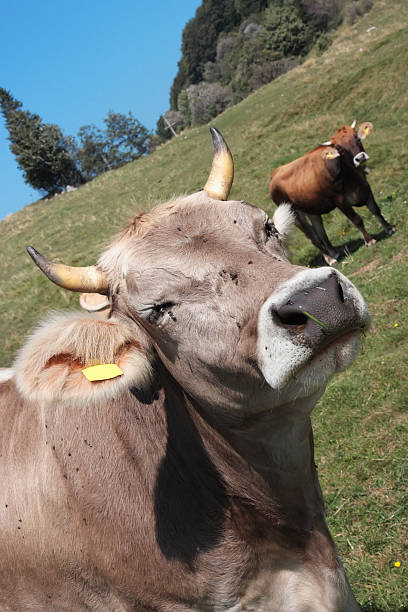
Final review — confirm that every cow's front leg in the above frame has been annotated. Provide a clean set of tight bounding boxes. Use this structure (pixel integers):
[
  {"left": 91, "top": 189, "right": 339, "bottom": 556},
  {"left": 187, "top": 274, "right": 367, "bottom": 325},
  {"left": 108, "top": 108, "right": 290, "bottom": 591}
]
[
  {"left": 365, "top": 187, "right": 396, "bottom": 235},
  {"left": 338, "top": 203, "right": 376, "bottom": 246},
  {"left": 307, "top": 213, "right": 342, "bottom": 266}
]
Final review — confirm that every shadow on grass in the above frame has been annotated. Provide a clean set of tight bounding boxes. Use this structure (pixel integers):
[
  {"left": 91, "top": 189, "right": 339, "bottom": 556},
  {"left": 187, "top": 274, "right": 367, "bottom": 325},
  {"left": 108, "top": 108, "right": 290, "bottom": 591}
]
[{"left": 308, "top": 228, "right": 393, "bottom": 268}]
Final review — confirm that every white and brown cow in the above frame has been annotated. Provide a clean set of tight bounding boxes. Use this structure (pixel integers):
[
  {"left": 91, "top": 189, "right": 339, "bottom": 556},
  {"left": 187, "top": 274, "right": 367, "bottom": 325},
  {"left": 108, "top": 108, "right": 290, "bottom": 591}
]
[
  {"left": 0, "top": 128, "right": 369, "bottom": 611},
  {"left": 269, "top": 120, "right": 396, "bottom": 265}
]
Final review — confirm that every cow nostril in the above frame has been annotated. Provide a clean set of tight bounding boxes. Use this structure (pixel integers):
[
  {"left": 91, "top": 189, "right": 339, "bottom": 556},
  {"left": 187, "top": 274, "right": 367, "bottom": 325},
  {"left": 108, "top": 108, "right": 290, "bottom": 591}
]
[
  {"left": 274, "top": 275, "right": 346, "bottom": 330},
  {"left": 338, "top": 281, "right": 345, "bottom": 303},
  {"left": 274, "top": 308, "right": 308, "bottom": 328}
]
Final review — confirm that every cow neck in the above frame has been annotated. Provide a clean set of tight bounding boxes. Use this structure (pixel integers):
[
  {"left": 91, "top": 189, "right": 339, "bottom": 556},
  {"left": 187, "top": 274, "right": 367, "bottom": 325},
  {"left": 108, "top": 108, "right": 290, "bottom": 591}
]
[{"left": 187, "top": 391, "right": 326, "bottom": 534}]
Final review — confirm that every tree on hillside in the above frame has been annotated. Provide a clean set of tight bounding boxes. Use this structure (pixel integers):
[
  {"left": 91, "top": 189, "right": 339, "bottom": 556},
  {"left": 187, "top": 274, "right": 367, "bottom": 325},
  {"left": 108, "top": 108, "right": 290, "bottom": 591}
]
[
  {"left": 170, "top": 0, "right": 240, "bottom": 109},
  {"left": 75, "top": 125, "right": 108, "bottom": 180},
  {"left": 178, "top": 82, "right": 232, "bottom": 127},
  {"left": 75, "top": 111, "right": 150, "bottom": 180},
  {"left": 104, "top": 111, "right": 150, "bottom": 166},
  {"left": 168, "top": 0, "right": 370, "bottom": 117},
  {"left": 234, "top": 0, "right": 268, "bottom": 19},
  {"left": 0, "top": 88, "right": 83, "bottom": 195},
  {"left": 301, "top": 0, "right": 344, "bottom": 29}
]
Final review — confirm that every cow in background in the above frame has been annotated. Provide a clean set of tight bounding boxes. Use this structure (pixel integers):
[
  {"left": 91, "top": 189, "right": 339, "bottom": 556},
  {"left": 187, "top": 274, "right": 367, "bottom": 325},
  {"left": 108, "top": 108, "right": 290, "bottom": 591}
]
[
  {"left": 0, "top": 128, "right": 367, "bottom": 610},
  {"left": 269, "top": 120, "right": 396, "bottom": 265}
]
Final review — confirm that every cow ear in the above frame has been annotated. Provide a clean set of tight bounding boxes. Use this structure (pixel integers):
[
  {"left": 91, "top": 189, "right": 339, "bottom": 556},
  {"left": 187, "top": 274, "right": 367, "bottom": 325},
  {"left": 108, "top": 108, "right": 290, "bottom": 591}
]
[
  {"left": 79, "top": 292, "right": 111, "bottom": 318},
  {"left": 14, "top": 311, "right": 154, "bottom": 404},
  {"left": 321, "top": 147, "right": 340, "bottom": 160},
  {"left": 322, "top": 147, "right": 341, "bottom": 178},
  {"left": 357, "top": 122, "right": 373, "bottom": 140}
]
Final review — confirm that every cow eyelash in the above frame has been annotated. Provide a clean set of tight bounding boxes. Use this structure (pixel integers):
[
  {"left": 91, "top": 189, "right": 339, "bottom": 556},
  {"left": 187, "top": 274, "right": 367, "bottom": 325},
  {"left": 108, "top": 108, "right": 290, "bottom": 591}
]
[
  {"left": 148, "top": 302, "right": 176, "bottom": 324},
  {"left": 153, "top": 301, "right": 175, "bottom": 313}
]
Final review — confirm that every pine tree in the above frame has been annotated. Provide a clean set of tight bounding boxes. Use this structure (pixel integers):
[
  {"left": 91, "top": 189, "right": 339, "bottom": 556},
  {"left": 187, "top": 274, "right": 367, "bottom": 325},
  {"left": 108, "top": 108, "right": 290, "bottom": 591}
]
[{"left": 0, "top": 88, "right": 83, "bottom": 195}]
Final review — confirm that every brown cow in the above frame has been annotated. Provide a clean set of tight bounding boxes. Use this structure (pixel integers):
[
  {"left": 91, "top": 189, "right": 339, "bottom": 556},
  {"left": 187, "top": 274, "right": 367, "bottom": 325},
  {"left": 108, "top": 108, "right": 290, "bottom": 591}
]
[
  {"left": 0, "top": 128, "right": 369, "bottom": 611},
  {"left": 269, "top": 120, "right": 396, "bottom": 265}
]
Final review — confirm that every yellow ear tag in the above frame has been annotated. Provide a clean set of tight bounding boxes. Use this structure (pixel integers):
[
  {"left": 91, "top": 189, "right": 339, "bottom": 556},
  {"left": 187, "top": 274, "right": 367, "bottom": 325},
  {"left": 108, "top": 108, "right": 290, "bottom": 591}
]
[
  {"left": 82, "top": 364, "right": 123, "bottom": 382},
  {"left": 365, "top": 127, "right": 370, "bottom": 134},
  {"left": 326, "top": 152, "right": 336, "bottom": 159}
]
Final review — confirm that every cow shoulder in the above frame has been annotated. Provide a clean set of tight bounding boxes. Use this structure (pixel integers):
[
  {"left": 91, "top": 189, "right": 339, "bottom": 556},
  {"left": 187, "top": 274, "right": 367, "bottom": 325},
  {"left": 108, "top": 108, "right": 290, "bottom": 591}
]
[
  {"left": 14, "top": 311, "right": 154, "bottom": 405},
  {"left": 320, "top": 146, "right": 341, "bottom": 178}
]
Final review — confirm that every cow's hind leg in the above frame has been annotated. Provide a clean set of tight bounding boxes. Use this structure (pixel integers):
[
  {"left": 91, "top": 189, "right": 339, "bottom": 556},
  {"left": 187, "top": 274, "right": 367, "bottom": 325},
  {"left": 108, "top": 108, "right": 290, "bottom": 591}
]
[
  {"left": 294, "top": 212, "right": 332, "bottom": 261},
  {"left": 365, "top": 187, "right": 396, "bottom": 235},
  {"left": 294, "top": 212, "right": 339, "bottom": 266},
  {"left": 294, "top": 211, "right": 318, "bottom": 243},
  {"left": 307, "top": 213, "right": 342, "bottom": 266},
  {"left": 338, "top": 203, "right": 376, "bottom": 246}
]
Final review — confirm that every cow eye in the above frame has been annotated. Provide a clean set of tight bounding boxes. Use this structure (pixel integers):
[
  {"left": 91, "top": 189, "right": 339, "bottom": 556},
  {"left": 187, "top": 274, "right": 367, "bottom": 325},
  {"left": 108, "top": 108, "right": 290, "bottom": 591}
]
[
  {"left": 265, "top": 219, "right": 279, "bottom": 240},
  {"left": 148, "top": 302, "right": 176, "bottom": 324}
]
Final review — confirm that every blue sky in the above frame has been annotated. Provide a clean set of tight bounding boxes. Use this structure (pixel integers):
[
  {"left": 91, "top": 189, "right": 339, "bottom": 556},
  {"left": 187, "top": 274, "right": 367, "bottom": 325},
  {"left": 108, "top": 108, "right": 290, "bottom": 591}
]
[{"left": 0, "top": 0, "right": 202, "bottom": 219}]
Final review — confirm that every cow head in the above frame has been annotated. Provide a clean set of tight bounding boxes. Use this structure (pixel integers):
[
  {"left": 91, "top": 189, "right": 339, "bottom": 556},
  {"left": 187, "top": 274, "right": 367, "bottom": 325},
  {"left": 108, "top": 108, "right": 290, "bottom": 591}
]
[
  {"left": 26, "top": 128, "right": 369, "bottom": 419},
  {"left": 322, "top": 119, "right": 373, "bottom": 169}
]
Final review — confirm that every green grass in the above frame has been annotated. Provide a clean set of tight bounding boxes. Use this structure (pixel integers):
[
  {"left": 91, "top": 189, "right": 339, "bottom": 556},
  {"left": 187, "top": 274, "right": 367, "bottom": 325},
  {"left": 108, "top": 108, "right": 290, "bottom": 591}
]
[{"left": 1, "top": 0, "right": 407, "bottom": 608}]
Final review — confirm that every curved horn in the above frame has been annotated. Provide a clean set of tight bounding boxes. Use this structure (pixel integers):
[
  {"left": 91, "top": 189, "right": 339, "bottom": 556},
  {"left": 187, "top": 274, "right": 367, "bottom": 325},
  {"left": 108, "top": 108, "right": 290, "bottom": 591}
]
[
  {"left": 351, "top": 118, "right": 357, "bottom": 129},
  {"left": 27, "top": 246, "right": 109, "bottom": 294},
  {"left": 203, "top": 126, "right": 234, "bottom": 201}
]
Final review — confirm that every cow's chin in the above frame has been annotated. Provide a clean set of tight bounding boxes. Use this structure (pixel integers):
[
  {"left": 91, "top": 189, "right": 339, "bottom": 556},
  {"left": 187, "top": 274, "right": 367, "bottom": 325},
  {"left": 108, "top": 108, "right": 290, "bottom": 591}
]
[{"left": 259, "top": 330, "right": 361, "bottom": 403}]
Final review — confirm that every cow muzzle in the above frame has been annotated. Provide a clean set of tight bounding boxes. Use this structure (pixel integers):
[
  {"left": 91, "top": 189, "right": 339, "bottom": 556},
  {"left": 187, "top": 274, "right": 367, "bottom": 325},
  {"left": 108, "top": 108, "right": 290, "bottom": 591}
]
[
  {"left": 257, "top": 268, "right": 370, "bottom": 391},
  {"left": 273, "top": 273, "right": 359, "bottom": 353},
  {"left": 353, "top": 151, "right": 369, "bottom": 167}
]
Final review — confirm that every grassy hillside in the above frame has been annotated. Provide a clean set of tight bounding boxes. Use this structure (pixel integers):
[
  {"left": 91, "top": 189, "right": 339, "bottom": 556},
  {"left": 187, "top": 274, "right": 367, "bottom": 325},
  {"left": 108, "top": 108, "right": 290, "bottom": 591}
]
[{"left": 1, "top": 0, "right": 407, "bottom": 608}]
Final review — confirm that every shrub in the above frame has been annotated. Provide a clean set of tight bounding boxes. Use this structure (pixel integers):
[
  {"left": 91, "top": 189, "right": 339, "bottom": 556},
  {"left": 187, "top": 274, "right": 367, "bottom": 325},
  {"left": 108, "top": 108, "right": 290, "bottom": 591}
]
[
  {"left": 249, "top": 57, "right": 299, "bottom": 91},
  {"left": 203, "top": 61, "right": 222, "bottom": 83},
  {"left": 183, "top": 83, "right": 232, "bottom": 126},
  {"left": 344, "top": 0, "right": 373, "bottom": 25},
  {"left": 216, "top": 35, "right": 238, "bottom": 61},
  {"left": 242, "top": 22, "right": 263, "bottom": 38},
  {"left": 177, "top": 90, "right": 192, "bottom": 128},
  {"left": 315, "top": 32, "right": 332, "bottom": 54},
  {"left": 301, "top": 0, "right": 344, "bottom": 29},
  {"left": 234, "top": 0, "right": 268, "bottom": 19}
]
